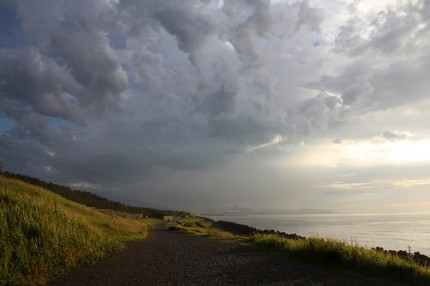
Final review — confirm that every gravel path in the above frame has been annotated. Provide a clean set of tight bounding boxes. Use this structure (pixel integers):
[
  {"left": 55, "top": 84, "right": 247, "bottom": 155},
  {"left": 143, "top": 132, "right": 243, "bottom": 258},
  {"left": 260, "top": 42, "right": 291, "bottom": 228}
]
[{"left": 48, "top": 225, "right": 395, "bottom": 286}]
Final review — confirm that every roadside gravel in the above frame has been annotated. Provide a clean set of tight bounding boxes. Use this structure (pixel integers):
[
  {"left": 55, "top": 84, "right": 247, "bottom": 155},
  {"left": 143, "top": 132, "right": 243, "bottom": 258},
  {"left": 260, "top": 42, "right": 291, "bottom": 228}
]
[{"left": 47, "top": 225, "right": 397, "bottom": 286}]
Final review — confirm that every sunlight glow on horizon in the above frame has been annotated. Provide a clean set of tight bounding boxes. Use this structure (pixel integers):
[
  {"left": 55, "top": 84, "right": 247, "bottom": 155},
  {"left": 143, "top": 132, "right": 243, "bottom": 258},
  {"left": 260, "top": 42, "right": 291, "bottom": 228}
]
[{"left": 288, "top": 138, "right": 430, "bottom": 168}]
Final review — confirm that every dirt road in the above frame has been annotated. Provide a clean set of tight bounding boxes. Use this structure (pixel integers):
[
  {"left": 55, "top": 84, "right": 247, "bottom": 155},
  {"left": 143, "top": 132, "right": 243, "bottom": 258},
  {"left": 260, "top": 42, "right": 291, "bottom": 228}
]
[{"left": 48, "top": 226, "right": 392, "bottom": 285}]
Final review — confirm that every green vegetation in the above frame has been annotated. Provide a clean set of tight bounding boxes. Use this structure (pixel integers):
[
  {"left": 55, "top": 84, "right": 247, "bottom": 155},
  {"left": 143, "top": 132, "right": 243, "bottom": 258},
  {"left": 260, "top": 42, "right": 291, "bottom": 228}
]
[
  {"left": 167, "top": 217, "right": 236, "bottom": 239},
  {"left": 1, "top": 171, "right": 181, "bottom": 219},
  {"left": 251, "top": 234, "right": 430, "bottom": 285},
  {"left": 169, "top": 216, "right": 430, "bottom": 285},
  {"left": 0, "top": 175, "right": 157, "bottom": 285}
]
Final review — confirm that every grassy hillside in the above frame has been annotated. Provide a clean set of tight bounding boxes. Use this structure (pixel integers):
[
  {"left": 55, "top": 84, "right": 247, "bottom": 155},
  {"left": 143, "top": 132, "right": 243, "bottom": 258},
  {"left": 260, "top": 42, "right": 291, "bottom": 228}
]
[
  {"left": 0, "top": 171, "right": 181, "bottom": 219},
  {"left": 0, "top": 175, "right": 157, "bottom": 285}
]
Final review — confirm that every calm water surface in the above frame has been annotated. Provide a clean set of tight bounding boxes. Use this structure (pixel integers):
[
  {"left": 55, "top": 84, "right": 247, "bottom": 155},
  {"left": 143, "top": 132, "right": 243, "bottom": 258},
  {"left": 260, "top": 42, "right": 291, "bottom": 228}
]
[{"left": 207, "top": 213, "right": 430, "bottom": 256}]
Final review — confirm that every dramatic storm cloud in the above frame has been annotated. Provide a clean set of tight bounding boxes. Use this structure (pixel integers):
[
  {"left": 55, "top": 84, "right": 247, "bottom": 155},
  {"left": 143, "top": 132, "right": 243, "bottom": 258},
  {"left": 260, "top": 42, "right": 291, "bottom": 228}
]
[{"left": 1, "top": 0, "right": 430, "bottom": 212}]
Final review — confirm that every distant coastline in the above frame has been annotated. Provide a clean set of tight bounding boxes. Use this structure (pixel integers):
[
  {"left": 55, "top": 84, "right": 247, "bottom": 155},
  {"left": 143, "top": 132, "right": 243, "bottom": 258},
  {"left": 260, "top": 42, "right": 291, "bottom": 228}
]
[{"left": 200, "top": 208, "right": 338, "bottom": 216}]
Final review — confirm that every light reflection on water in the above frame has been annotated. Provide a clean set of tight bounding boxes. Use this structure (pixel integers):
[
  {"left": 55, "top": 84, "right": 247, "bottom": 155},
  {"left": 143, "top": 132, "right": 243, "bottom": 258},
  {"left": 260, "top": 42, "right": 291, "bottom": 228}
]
[{"left": 207, "top": 213, "right": 430, "bottom": 256}]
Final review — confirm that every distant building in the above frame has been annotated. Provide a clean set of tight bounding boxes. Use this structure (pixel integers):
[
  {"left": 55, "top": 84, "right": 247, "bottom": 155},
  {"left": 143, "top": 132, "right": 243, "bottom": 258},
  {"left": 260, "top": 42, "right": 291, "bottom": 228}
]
[{"left": 163, "top": 215, "right": 175, "bottom": 222}]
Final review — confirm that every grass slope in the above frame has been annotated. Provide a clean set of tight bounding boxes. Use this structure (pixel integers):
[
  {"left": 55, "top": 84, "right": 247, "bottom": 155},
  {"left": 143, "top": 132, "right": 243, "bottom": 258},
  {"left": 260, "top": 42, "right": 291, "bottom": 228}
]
[
  {"left": 1, "top": 171, "right": 173, "bottom": 218},
  {"left": 0, "top": 175, "right": 156, "bottom": 285}
]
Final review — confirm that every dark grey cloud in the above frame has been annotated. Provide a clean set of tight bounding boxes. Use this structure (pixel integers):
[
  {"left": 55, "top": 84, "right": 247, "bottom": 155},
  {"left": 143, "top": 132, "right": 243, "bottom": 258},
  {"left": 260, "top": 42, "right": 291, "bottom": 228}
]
[
  {"left": 382, "top": 130, "right": 412, "bottom": 141},
  {"left": 1, "top": 0, "right": 430, "bottom": 211},
  {"left": 223, "top": 0, "right": 273, "bottom": 36},
  {"left": 367, "top": 5, "right": 423, "bottom": 54},
  {"left": 222, "top": 0, "right": 273, "bottom": 68},
  {"left": 288, "top": 92, "right": 342, "bottom": 138},
  {"left": 15, "top": 0, "right": 128, "bottom": 116},
  {"left": 151, "top": 1, "right": 217, "bottom": 64},
  {"left": 335, "top": 0, "right": 429, "bottom": 57},
  {"left": 196, "top": 60, "right": 239, "bottom": 117},
  {"left": 295, "top": 0, "right": 324, "bottom": 32},
  {"left": 0, "top": 50, "right": 81, "bottom": 122},
  {"left": 0, "top": 1, "right": 27, "bottom": 49},
  {"left": 309, "top": 0, "right": 430, "bottom": 121}
]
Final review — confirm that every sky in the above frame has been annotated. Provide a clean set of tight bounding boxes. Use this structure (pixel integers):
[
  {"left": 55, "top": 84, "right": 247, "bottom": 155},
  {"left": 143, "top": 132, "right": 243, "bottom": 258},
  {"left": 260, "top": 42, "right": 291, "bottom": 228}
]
[{"left": 1, "top": 0, "right": 430, "bottom": 213}]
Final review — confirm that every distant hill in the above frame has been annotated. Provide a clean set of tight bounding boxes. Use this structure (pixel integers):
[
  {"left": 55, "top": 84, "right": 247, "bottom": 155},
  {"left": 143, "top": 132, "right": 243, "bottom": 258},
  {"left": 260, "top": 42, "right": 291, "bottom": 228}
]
[
  {"left": 279, "top": 208, "right": 338, "bottom": 215},
  {"left": 1, "top": 171, "right": 184, "bottom": 219},
  {"left": 200, "top": 207, "right": 338, "bottom": 216}
]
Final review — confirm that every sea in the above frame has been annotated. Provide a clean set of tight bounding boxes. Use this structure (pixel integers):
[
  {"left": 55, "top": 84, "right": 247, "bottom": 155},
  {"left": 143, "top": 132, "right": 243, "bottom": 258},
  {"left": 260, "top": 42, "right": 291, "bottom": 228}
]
[{"left": 207, "top": 212, "right": 430, "bottom": 256}]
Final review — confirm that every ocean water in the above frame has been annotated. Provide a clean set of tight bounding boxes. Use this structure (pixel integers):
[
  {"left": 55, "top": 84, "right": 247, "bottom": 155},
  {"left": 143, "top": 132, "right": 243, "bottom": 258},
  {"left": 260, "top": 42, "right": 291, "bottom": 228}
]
[{"left": 207, "top": 212, "right": 430, "bottom": 256}]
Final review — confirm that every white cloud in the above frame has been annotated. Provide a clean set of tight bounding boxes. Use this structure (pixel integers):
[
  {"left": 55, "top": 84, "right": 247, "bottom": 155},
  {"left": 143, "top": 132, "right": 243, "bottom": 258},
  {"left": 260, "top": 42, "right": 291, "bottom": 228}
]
[
  {"left": 321, "top": 178, "right": 430, "bottom": 192},
  {"left": 45, "top": 149, "right": 56, "bottom": 157},
  {"left": 247, "top": 134, "right": 287, "bottom": 152}
]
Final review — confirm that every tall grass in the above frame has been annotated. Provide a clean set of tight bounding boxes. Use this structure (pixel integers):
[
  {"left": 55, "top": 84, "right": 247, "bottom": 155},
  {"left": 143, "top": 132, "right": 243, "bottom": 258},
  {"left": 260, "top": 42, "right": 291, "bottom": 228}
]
[
  {"left": 0, "top": 176, "right": 154, "bottom": 285},
  {"left": 251, "top": 233, "right": 430, "bottom": 285}
]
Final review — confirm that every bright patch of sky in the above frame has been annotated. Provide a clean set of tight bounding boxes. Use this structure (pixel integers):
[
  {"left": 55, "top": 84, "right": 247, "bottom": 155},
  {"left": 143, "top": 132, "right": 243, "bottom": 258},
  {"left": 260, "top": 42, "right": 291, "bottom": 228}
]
[{"left": 286, "top": 137, "right": 430, "bottom": 168}]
